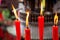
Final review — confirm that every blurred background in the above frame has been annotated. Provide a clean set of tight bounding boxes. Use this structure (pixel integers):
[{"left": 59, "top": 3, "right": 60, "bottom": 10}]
[{"left": 0, "top": 0, "right": 60, "bottom": 40}]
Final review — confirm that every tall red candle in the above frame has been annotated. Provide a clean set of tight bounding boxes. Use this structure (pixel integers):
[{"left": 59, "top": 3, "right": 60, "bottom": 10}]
[
  {"left": 38, "top": 16, "right": 44, "bottom": 40},
  {"left": 15, "top": 20, "right": 21, "bottom": 40},
  {"left": 52, "top": 25, "right": 59, "bottom": 40},
  {"left": 25, "top": 27, "right": 31, "bottom": 40}
]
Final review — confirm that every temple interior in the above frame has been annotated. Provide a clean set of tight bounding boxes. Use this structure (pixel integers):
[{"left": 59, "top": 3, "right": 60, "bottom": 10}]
[{"left": 0, "top": 0, "right": 60, "bottom": 40}]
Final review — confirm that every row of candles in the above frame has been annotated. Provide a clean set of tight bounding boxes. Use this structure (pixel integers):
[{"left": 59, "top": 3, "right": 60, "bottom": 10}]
[{"left": 12, "top": 0, "right": 59, "bottom": 40}]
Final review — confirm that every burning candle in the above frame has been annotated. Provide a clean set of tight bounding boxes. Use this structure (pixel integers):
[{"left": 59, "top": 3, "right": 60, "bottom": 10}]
[
  {"left": 12, "top": 4, "right": 21, "bottom": 40},
  {"left": 25, "top": 11, "right": 31, "bottom": 40},
  {"left": 52, "top": 13, "right": 59, "bottom": 40},
  {"left": 38, "top": 0, "right": 45, "bottom": 40}
]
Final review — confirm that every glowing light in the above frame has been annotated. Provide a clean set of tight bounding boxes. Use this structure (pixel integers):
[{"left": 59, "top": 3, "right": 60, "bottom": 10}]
[
  {"left": 26, "top": 11, "right": 29, "bottom": 27},
  {"left": 12, "top": 4, "right": 18, "bottom": 19},
  {"left": 54, "top": 13, "right": 58, "bottom": 25},
  {"left": 40, "top": 0, "right": 45, "bottom": 15}
]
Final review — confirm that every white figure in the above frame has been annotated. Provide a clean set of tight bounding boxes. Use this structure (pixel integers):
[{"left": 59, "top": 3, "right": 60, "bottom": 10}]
[{"left": 17, "top": 2, "right": 25, "bottom": 13}]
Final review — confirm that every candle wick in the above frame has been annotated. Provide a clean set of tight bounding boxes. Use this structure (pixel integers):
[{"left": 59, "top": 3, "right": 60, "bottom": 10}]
[
  {"left": 54, "top": 24, "right": 57, "bottom": 27},
  {"left": 40, "top": 15, "right": 43, "bottom": 16},
  {"left": 26, "top": 26, "right": 29, "bottom": 29},
  {"left": 54, "top": 24, "right": 57, "bottom": 26},
  {"left": 16, "top": 19, "right": 18, "bottom": 20}
]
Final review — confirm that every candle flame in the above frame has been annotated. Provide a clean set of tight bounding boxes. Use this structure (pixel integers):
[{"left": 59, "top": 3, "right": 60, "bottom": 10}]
[
  {"left": 12, "top": 4, "right": 18, "bottom": 19},
  {"left": 40, "top": 0, "right": 45, "bottom": 15},
  {"left": 26, "top": 11, "right": 29, "bottom": 27},
  {"left": 54, "top": 13, "right": 58, "bottom": 25}
]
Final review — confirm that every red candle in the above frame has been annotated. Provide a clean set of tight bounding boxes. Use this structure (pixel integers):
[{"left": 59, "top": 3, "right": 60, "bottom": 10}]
[
  {"left": 15, "top": 20, "right": 21, "bottom": 40},
  {"left": 52, "top": 25, "right": 59, "bottom": 40},
  {"left": 52, "top": 13, "right": 59, "bottom": 40},
  {"left": 25, "top": 27, "right": 31, "bottom": 40},
  {"left": 12, "top": 4, "right": 21, "bottom": 40},
  {"left": 25, "top": 11, "right": 31, "bottom": 40},
  {"left": 38, "top": 16, "right": 44, "bottom": 40}
]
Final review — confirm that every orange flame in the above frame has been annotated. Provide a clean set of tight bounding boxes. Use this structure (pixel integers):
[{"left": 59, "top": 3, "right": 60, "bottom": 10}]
[
  {"left": 40, "top": 0, "right": 45, "bottom": 15},
  {"left": 40, "top": 2, "right": 43, "bottom": 15},
  {"left": 12, "top": 4, "right": 18, "bottom": 19},
  {"left": 54, "top": 13, "right": 58, "bottom": 25},
  {"left": 26, "top": 11, "right": 29, "bottom": 27}
]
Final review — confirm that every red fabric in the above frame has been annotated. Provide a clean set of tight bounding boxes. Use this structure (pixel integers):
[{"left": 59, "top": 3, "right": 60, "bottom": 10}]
[
  {"left": 8, "top": 34, "right": 13, "bottom": 40},
  {"left": 0, "top": 28, "right": 4, "bottom": 38},
  {"left": 0, "top": 0, "right": 2, "bottom": 2},
  {"left": 5, "top": 32, "right": 13, "bottom": 40},
  {"left": 0, "top": 0, "right": 2, "bottom": 4},
  {"left": 0, "top": 13, "right": 4, "bottom": 22}
]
